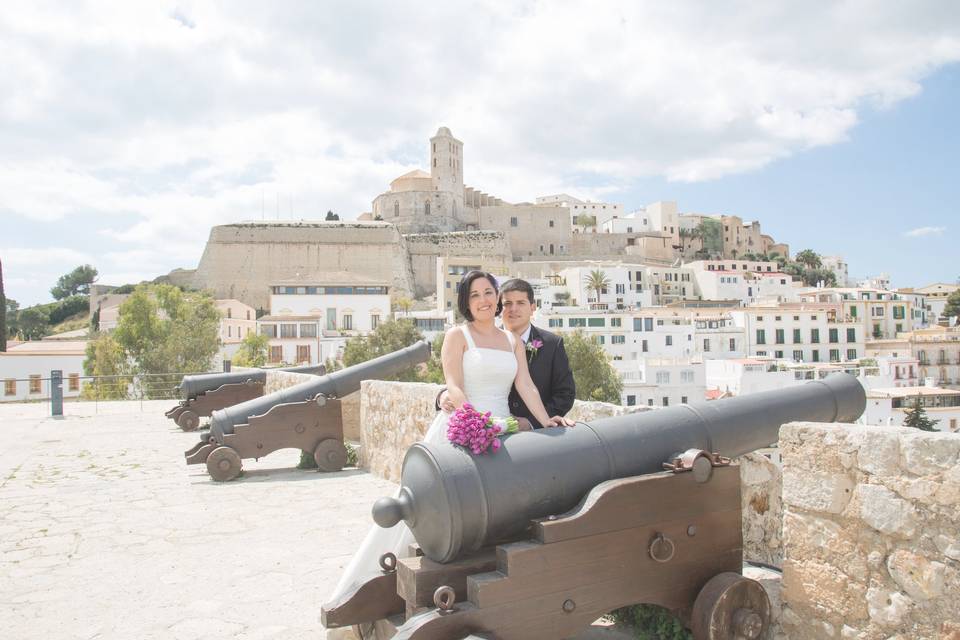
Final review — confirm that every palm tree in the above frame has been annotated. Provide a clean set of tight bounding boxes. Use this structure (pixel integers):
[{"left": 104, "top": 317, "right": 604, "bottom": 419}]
[
  {"left": 795, "top": 249, "right": 822, "bottom": 270},
  {"left": 584, "top": 269, "right": 611, "bottom": 304}
]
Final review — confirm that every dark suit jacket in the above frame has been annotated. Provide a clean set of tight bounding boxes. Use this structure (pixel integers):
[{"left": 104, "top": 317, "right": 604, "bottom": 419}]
[{"left": 508, "top": 325, "right": 576, "bottom": 429}]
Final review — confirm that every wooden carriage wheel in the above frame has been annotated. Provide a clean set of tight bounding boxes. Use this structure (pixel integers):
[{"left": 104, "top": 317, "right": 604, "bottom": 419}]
[{"left": 691, "top": 572, "right": 770, "bottom": 640}]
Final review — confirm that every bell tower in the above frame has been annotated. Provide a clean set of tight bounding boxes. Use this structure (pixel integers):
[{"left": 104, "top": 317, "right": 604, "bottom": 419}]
[{"left": 430, "top": 126, "right": 463, "bottom": 194}]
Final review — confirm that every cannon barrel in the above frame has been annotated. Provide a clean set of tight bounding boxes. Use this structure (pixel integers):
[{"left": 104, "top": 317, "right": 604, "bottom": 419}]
[
  {"left": 373, "top": 373, "right": 866, "bottom": 564},
  {"left": 177, "top": 363, "right": 326, "bottom": 400},
  {"left": 208, "top": 341, "right": 432, "bottom": 439}
]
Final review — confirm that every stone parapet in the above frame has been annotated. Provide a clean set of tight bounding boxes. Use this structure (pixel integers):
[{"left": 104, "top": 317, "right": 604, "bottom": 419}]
[
  {"left": 779, "top": 422, "right": 960, "bottom": 640},
  {"left": 262, "top": 369, "right": 360, "bottom": 440}
]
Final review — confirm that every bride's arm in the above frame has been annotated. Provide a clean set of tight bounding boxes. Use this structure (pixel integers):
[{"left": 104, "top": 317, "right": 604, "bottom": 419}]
[
  {"left": 511, "top": 337, "right": 573, "bottom": 427},
  {"left": 441, "top": 327, "right": 468, "bottom": 409}
]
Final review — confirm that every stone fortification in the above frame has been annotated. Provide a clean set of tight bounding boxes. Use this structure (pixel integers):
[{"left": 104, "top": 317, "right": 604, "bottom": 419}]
[
  {"left": 187, "top": 221, "right": 416, "bottom": 311},
  {"left": 779, "top": 422, "right": 960, "bottom": 640},
  {"left": 402, "top": 231, "right": 513, "bottom": 297}
]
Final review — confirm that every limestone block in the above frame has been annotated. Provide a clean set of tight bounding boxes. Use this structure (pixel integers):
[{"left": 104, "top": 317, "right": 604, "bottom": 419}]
[
  {"left": 857, "top": 484, "right": 918, "bottom": 539},
  {"left": 888, "top": 476, "right": 940, "bottom": 505},
  {"left": 866, "top": 586, "right": 912, "bottom": 627},
  {"left": 783, "top": 469, "right": 854, "bottom": 514},
  {"left": 935, "top": 534, "right": 960, "bottom": 562},
  {"left": 783, "top": 512, "right": 858, "bottom": 567},
  {"left": 780, "top": 422, "right": 847, "bottom": 472},
  {"left": 782, "top": 559, "right": 867, "bottom": 620},
  {"left": 741, "top": 453, "right": 784, "bottom": 566},
  {"left": 941, "top": 621, "right": 960, "bottom": 640},
  {"left": 851, "top": 428, "right": 901, "bottom": 477},
  {"left": 898, "top": 430, "right": 960, "bottom": 475},
  {"left": 886, "top": 550, "right": 945, "bottom": 601}
]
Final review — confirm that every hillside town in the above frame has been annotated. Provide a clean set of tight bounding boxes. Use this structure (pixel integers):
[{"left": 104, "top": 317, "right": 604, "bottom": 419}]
[{"left": 3, "top": 127, "right": 959, "bottom": 433}]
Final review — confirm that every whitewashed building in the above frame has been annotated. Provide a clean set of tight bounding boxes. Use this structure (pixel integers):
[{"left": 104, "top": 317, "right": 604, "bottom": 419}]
[
  {"left": 0, "top": 340, "right": 87, "bottom": 403},
  {"left": 863, "top": 386, "right": 960, "bottom": 432},
  {"left": 731, "top": 304, "right": 865, "bottom": 363},
  {"left": 798, "top": 288, "right": 914, "bottom": 341},
  {"left": 616, "top": 357, "right": 705, "bottom": 408}
]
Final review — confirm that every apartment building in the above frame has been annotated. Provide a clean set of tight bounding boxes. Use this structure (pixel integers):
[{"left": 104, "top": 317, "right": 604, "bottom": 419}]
[
  {"left": 798, "top": 288, "right": 913, "bottom": 340},
  {"left": 731, "top": 304, "right": 865, "bottom": 363},
  {"left": 688, "top": 260, "right": 801, "bottom": 304},
  {"left": 914, "top": 282, "right": 959, "bottom": 326},
  {"left": 616, "top": 357, "right": 705, "bottom": 408},
  {"left": 911, "top": 326, "right": 960, "bottom": 387},
  {"left": 706, "top": 357, "right": 907, "bottom": 398},
  {"left": 863, "top": 386, "right": 960, "bottom": 432},
  {"left": 0, "top": 340, "right": 87, "bottom": 403}
]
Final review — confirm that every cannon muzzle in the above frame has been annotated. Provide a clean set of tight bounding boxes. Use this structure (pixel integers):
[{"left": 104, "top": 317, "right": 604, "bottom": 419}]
[
  {"left": 207, "top": 341, "right": 432, "bottom": 440},
  {"left": 374, "top": 373, "right": 865, "bottom": 563}
]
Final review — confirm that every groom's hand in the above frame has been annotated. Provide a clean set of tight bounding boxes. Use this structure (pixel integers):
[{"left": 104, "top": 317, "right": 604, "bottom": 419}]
[{"left": 439, "top": 391, "right": 456, "bottom": 413}]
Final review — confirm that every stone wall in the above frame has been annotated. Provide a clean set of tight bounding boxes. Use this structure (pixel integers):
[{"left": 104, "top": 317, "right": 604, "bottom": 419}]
[
  {"left": 403, "top": 231, "right": 513, "bottom": 297},
  {"left": 779, "top": 422, "right": 960, "bottom": 640},
  {"left": 740, "top": 452, "right": 784, "bottom": 567},
  {"left": 262, "top": 369, "right": 360, "bottom": 441}
]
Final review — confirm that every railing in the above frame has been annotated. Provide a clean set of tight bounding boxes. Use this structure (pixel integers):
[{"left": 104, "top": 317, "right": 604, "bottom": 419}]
[{"left": 0, "top": 370, "right": 217, "bottom": 415}]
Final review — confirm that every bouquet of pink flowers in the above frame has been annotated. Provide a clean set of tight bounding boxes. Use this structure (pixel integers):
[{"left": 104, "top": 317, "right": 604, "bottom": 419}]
[{"left": 447, "top": 403, "right": 519, "bottom": 455}]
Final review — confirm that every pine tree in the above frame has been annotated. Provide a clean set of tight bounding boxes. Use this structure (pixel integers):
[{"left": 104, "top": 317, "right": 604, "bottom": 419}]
[{"left": 903, "top": 396, "right": 939, "bottom": 432}]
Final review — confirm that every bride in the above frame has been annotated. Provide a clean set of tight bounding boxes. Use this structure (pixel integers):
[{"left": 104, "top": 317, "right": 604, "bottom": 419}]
[{"left": 328, "top": 270, "right": 573, "bottom": 602}]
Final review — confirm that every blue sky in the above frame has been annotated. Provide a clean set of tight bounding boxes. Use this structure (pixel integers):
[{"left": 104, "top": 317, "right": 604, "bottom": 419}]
[{"left": 2, "top": 2, "right": 959, "bottom": 307}]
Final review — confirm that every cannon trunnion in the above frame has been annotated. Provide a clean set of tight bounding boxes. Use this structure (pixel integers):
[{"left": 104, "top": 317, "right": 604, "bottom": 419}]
[{"left": 184, "top": 341, "right": 432, "bottom": 481}]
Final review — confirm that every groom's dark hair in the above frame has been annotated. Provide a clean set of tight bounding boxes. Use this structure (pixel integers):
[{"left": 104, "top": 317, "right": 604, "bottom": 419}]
[
  {"left": 499, "top": 278, "right": 535, "bottom": 304},
  {"left": 457, "top": 270, "right": 503, "bottom": 321}
]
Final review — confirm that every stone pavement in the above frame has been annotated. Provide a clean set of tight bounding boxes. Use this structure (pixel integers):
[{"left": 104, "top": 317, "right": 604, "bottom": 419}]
[{"left": 0, "top": 400, "right": 398, "bottom": 640}]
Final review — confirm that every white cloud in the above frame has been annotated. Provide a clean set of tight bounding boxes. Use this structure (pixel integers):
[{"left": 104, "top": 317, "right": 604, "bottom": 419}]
[
  {"left": 1, "top": 1, "right": 959, "bottom": 305},
  {"left": 903, "top": 226, "right": 947, "bottom": 237}
]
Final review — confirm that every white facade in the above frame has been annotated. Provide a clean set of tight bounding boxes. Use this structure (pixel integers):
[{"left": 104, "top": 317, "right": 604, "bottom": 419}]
[
  {"left": 269, "top": 283, "right": 390, "bottom": 335},
  {"left": 258, "top": 315, "right": 346, "bottom": 366},
  {"left": 401, "top": 309, "right": 455, "bottom": 342},
  {"left": 617, "top": 358, "right": 705, "bottom": 408},
  {"left": 0, "top": 341, "right": 87, "bottom": 403},
  {"left": 863, "top": 386, "right": 960, "bottom": 432},
  {"left": 798, "top": 288, "right": 914, "bottom": 341},
  {"left": 857, "top": 273, "right": 891, "bottom": 291},
  {"left": 821, "top": 256, "right": 850, "bottom": 287},
  {"left": 536, "top": 193, "right": 624, "bottom": 227},
  {"left": 732, "top": 305, "right": 865, "bottom": 364}
]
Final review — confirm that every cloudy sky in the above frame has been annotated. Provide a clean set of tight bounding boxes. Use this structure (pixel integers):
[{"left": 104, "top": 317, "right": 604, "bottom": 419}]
[{"left": 2, "top": 1, "right": 959, "bottom": 307}]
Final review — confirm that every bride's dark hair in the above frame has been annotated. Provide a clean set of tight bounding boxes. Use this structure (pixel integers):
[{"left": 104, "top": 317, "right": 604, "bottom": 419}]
[{"left": 457, "top": 270, "right": 502, "bottom": 321}]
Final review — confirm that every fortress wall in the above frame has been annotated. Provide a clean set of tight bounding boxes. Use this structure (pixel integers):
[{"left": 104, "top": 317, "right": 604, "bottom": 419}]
[
  {"left": 403, "top": 231, "right": 513, "bottom": 298},
  {"left": 478, "top": 205, "right": 571, "bottom": 259},
  {"left": 188, "top": 222, "right": 416, "bottom": 311},
  {"left": 779, "top": 422, "right": 960, "bottom": 640}
]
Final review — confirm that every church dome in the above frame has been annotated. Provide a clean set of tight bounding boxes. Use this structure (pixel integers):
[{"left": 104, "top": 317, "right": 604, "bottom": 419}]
[
  {"left": 390, "top": 169, "right": 433, "bottom": 192},
  {"left": 435, "top": 126, "right": 452, "bottom": 137}
]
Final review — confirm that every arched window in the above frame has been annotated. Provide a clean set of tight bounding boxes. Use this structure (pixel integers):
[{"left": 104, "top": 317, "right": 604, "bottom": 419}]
[
  {"left": 424, "top": 201, "right": 431, "bottom": 216},
  {"left": 394, "top": 201, "right": 400, "bottom": 217},
  {"left": 433, "top": 158, "right": 437, "bottom": 167}
]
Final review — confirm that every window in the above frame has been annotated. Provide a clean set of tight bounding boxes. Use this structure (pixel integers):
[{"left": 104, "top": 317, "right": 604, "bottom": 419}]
[
  {"left": 596, "top": 335, "right": 606, "bottom": 345},
  {"left": 510, "top": 216, "right": 518, "bottom": 227},
  {"left": 226, "top": 308, "right": 232, "bottom": 318},
  {"left": 246, "top": 309, "right": 251, "bottom": 320},
  {"left": 424, "top": 201, "right": 430, "bottom": 216},
  {"left": 648, "top": 398, "right": 654, "bottom": 406},
  {"left": 665, "top": 336, "right": 673, "bottom": 346},
  {"left": 729, "top": 338, "right": 736, "bottom": 351},
  {"left": 4, "top": 379, "right": 15, "bottom": 396},
  {"left": 68, "top": 374, "right": 79, "bottom": 392},
  {"left": 847, "top": 328, "right": 856, "bottom": 342},
  {"left": 300, "top": 323, "right": 317, "bottom": 338},
  {"left": 642, "top": 339, "right": 649, "bottom": 353},
  {"left": 568, "top": 318, "right": 586, "bottom": 328},
  {"left": 681, "top": 396, "right": 688, "bottom": 404},
  {"left": 280, "top": 324, "right": 297, "bottom": 338},
  {"left": 297, "top": 345, "right": 311, "bottom": 363},
  {"left": 611, "top": 318, "right": 622, "bottom": 327},
  {"left": 793, "top": 350, "right": 803, "bottom": 362},
  {"left": 681, "top": 370, "right": 694, "bottom": 383},
  {"left": 793, "top": 328, "right": 801, "bottom": 343},
  {"left": 656, "top": 371, "right": 671, "bottom": 384},
  {"left": 829, "top": 349, "right": 840, "bottom": 363},
  {"left": 811, "top": 329, "right": 820, "bottom": 344},
  {"left": 342, "top": 314, "right": 353, "bottom": 330},
  {"left": 269, "top": 346, "right": 282, "bottom": 363},
  {"left": 588, "top": 318, "right": 605, "bottom": 327},
  {"left": 228, "top": 326, "right": 232, "bottom": 337},
  {"left": 829, "top": 328, "right": 839, "bottom": 343},
  {"left": 811, "top": 350, "right": 820, "bottom": 363},
  {"left": 847, "top": 348, "right": 857, "bottom": 360},
  {"left": 371, "top": 314, "right": 380, "bottom": 330},
  {"left": 549, "top": 220, "right": 555, "bottom": 228},
  {"left": 756, "top": 329, "right": 766, "bottom": 345},
  {"left": 611, "top": 335, "right": 626, "bottom": 344},
  {"left": 775, "top": 350, "right": 784, "bottom": 359},
  {"left": 775, "top": 329, "right": 784, "bottom": 344},
  {"left": 261, "top": 324, "right": 277, "bottom": 338},
  {"left": 549, "top": 318, "right": 562, "bottom": 328},
  {"left": 615, "top": 283, "right": 625, "bottom": 295},
  {"left": 662, "top": 397, "right": 669, "bottom": 407},
  {"left": 626, "top": 395, "right": 636, "bottom": 406},
  {"left": 394, "top": 201, "right": 400, "bottom": 217},
  {"left": 29, "top": 375, "right": 41, "bottom": 394},
  {"left": 872, "top": 306, "right": 884, "bottom": 317},
  {"left": 893, "top": 306, "right": 905, "bottom": 320},
  {"left": 326, "top": 308, "right": 337, "bottom": 331},
  {"left": 703, "top": 338, "right": 711, "bottom": 352}
]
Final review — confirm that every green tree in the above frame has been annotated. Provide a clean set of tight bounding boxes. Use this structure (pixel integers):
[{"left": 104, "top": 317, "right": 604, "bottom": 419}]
[
  {"left": 325, "top": 210, "right": 340, "bottom": 221},
  {"left": 232, "top": 332, "right": 269, "bottom": 367},
  {"left": 82, "top": 333, "right": 132, "bottom": 399},
  {"left": 584, "top": 269, "right": 611, "bottom": 305},
  {"left": 794, "top": 249, "right": 822, "bottom": 270},
  {"left": 563, "top": 330, "right": 623, "bottom": 403},
  {"left": 421, "top": 333, "right": 446, "bottom": 384},
  {"left": 0, "top": 257, "right": 5, "bottom": 352},
  {"left": 903, "top": 396, "right": 940, "bottom": 432},
  {"left": 4, "top": 298, "right": 19, "bottom": 342},
  {"left": 695, "top": 218, "right": 723, "bottom": 257},
  {"left": 392, "top": 296, "right": 414, "bottom": 316},
  {"left": 18, "top": 306, "right": 50, "bottom": 340},
  {"left": 802, "top": 267, "right": 837, "bottom": 288},
  {"left": 341, "top": 317, "right": 426, "bottom": 381},
  {"left": 50, "top": 264, "right": 98, "bottom": 300},
  {"left": 943, "top": 289, "right": 960, "bottom": 321}
]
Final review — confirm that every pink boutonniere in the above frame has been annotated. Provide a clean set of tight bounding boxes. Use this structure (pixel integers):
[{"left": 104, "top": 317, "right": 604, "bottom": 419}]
[{"left": 525, "top": 339, "right": 543, "bottom": 363}]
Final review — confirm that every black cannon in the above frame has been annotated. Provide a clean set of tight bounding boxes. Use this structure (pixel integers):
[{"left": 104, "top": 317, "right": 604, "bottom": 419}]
[
  {"left": 323, "top": 373, "right": 866, "bottom": 640},
  {"left": 184, "top": 341, "right": 432, "bottom": 481},
  {"left": 165, "top": 364, "right": 326, "bottom": 431}
]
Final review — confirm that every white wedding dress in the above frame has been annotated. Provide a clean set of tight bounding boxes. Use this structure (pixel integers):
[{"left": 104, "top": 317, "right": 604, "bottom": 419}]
[{"left": 328, "top": 325, "right": 518, "bottom": 599}]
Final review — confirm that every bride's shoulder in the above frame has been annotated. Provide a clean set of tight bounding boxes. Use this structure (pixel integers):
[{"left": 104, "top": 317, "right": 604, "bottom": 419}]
[{"left": 444, "top": 325, "right": 467, "bottom": 342}]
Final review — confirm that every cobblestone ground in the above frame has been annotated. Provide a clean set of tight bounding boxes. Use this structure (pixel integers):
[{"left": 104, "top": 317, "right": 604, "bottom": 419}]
[{"left": 0, "top": 401, "right": 396, "bottom": 640}]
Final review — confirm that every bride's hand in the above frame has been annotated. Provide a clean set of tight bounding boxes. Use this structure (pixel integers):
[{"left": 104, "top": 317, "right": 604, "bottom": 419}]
[{"left": 544, "top": 416, "right": 575, "bottom": 428}]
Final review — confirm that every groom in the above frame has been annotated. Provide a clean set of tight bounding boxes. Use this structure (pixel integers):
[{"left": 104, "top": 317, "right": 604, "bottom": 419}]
[{"left": 438, "top": 278, "right": 576, "bottom": 429}]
